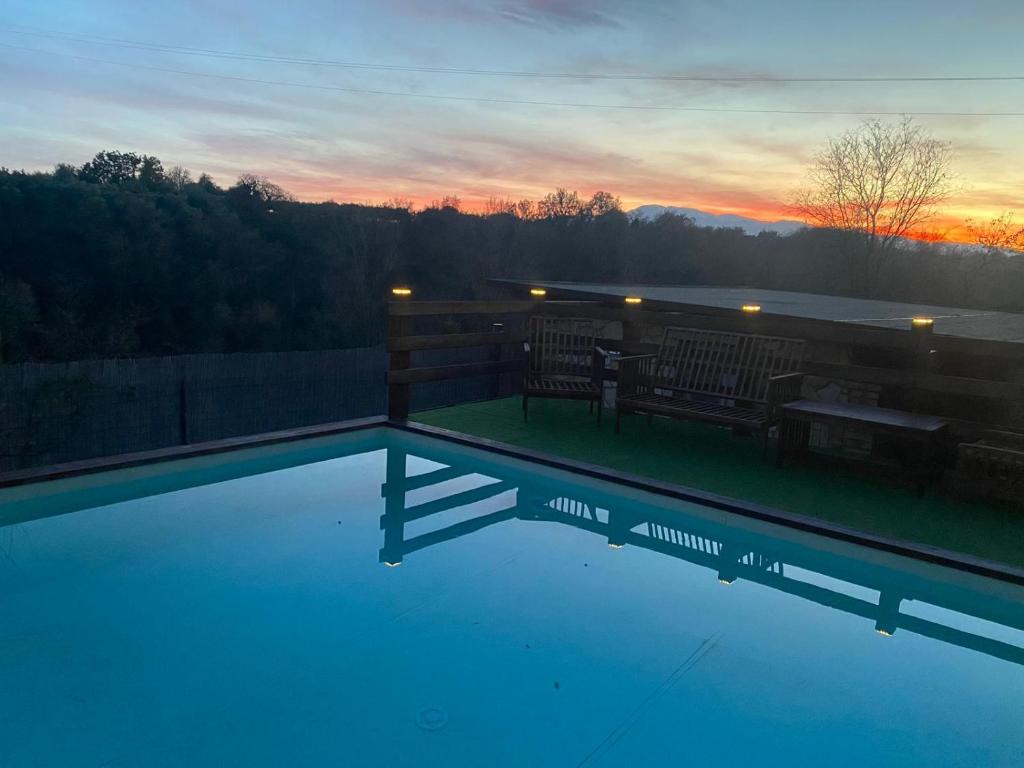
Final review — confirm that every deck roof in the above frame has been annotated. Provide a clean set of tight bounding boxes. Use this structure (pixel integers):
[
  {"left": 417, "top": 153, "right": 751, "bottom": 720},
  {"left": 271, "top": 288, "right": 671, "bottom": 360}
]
[{"left": 493, "top": 280, "right": 1024, "bottom": 343}]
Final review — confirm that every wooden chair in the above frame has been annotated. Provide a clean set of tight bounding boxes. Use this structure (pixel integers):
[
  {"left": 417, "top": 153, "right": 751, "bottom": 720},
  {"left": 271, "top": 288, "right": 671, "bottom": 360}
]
[
  {"left": 523, "top": 316, "right": 604, "bottom": 422},
  {"left": 616, "top": 326, "right": 805, "bottom": 457}
]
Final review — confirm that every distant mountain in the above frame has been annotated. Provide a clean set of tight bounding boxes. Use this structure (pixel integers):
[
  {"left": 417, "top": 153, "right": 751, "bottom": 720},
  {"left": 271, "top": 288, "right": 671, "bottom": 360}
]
[{"left": 628, "top": 205, "right": 805, "bottom": 236}]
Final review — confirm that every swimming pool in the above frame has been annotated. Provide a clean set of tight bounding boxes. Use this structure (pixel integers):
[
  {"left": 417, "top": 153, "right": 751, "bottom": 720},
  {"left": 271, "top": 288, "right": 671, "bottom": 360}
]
[{"left": 2, "top": 426, "right": 1022, "bottom": 766}]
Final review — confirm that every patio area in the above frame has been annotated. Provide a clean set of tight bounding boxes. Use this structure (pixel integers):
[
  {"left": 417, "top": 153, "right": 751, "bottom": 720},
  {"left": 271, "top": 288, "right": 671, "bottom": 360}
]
[{"left": 414, "top": 396, "right": 1024, "bottom": 569}]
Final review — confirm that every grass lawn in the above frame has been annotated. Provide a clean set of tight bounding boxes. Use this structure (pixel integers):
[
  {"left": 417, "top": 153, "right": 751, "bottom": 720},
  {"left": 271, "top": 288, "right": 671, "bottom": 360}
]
[{"left": 413, "top": 396, "right": 1024, "bottom": 569}]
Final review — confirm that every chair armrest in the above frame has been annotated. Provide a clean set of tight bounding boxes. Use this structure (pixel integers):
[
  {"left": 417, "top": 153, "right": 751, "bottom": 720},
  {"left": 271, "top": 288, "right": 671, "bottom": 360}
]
[{"left": 617, "top": 354, "right": 657, "bottom": 398}]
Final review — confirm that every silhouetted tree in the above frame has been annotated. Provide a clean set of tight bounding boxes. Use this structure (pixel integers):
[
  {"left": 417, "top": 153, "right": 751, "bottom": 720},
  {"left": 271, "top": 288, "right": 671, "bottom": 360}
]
[
  {"left": 428, "top": 194, "right": 462, "bottom": 211},
  {"left": 484, "top": 196, "right": 517, "bottom": 216},
  {"left": 166, "top": 165, "right": 193, "bottom": 191},
  {"left": 587, "top": 190, "right": 622, "bottom": 216},
  {"left": 538, "top": 188, "right": 584, "bottom": 218},
  {"left": 78, "top": 150, "right": 166, "bottom": 188},
  {"left": 793, "top": 118, "right": 954, "bottom": 294},
  {"left": 515, "top": 199, "right": 537, "bottom": 220},
  {"left": 231, "top": 174, "right": 294, "bottom": 203},
  {"left": 969, "top": 212, "right": 1024, "bottom": 252},
  {"left": 1, "top": 150, "right": 1020, "bottom": 364}
]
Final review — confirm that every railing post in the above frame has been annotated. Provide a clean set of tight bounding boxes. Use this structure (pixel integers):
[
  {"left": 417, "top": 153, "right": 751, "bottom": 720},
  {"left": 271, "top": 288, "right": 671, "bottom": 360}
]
[
  {"left": 388, "top": 293, "right": 413, "bottom": 420},
  {"left": 621, "top": 296, "right": 644, "bottom": 353},
  {"left": 489, "top": 323, "right": 504, "bottom": 400},
  {"left": 909, "top": 317, "right": 935, "bottom": 412},
  {"left": 178, "top": 376, "right": 189, "bottom": 444},
  {"left": 379, "top": 446, "right": 407, "bottom": 567}
]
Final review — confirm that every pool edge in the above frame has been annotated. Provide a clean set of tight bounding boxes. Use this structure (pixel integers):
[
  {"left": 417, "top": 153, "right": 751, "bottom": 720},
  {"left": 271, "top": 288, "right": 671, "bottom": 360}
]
[
  {"left": 3, "top": 414, "right": 1021, "bottom": 587},
  {"left": 0, "top": 416, "right": 388, "bottom": 489}
]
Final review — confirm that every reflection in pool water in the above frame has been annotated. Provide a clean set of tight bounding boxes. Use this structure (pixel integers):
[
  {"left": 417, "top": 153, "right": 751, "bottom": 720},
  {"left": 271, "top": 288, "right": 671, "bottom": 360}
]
[
  {"left": 1, "top": 430, "right": 1022, "bottom": 766},
  {"left": 379, "top": 441, "right": 1024, "bottom": 668}
]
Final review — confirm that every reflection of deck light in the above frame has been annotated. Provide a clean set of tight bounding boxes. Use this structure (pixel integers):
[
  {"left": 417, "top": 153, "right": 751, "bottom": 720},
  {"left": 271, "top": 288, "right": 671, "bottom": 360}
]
[
  {"left": 530, "top": 288, "right": 547, "bottom": 297},
  {"left": 608, "top": 543, "right": 624, "bottom": 549},
  {"left": 911, "top": 316, "right": 933, "bottom": 327},
  {"left": 718, "top": 577, "right": 735, "bottom": 585},
  {"left": 624, "top": 296, "right": 643, "bottom": 305},
  {"left": 741, "top": 304, "right": 762, "bottom": 313},
  {"left": 391, "top": 287, "right": 412, "bottom": 297},
  {"left": 876, "top": 628, "right": 893, "bottom": 637},
  {"left": 383, "top": 561, "right": 402, "bottom": 567}
]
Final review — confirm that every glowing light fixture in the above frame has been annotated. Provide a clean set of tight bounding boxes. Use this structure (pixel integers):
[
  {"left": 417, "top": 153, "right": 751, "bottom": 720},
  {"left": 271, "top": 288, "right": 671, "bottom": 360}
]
[
  {"left": 876, "top": 628, "right": 893, "bottom": 637},
  {"left": 718, "top": 577, "right": 736, "bottom": 586},
  {"left": 608, "top": 543, "right": 624, "bottom": 549},
  {"left": 383, "top": 560, "right": 402, "bottom": 567},
  {"left": 741, "top": 304, "right": 762, "bottom": 313},
  {"left": 911, "top": 316, "right": 934, "bottom": 327},
  {"left": 391, "top": 287, "right": 412, "bottom": 297},
  {"left": 624, "top": 296, "right": 643, "bottom": 305},
  {"left": 530, "top": 288, "right": 547, "bottom": 297}
]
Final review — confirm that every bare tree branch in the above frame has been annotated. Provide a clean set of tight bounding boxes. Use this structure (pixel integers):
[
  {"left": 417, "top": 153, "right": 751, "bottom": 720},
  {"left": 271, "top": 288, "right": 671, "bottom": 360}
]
[{"left": 791, "top": 118, "right": 954, "bottom": 293}]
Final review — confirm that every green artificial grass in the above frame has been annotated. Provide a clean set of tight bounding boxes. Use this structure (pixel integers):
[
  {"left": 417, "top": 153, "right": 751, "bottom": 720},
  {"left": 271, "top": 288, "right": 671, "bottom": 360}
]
[{"left": 413, "top": 396, "right": 1024, "bottom": 569}]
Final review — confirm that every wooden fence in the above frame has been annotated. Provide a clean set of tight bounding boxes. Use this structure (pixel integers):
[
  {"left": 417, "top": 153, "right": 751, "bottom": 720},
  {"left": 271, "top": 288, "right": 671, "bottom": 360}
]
[{"left": 387, "top": 295, "right": 1024, "bottom": 436}]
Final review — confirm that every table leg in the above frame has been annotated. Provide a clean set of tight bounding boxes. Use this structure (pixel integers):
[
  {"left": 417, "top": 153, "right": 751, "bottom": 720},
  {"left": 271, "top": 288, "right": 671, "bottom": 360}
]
[{"left": 777, "top": 416, "right": 810, "bottom": 468}]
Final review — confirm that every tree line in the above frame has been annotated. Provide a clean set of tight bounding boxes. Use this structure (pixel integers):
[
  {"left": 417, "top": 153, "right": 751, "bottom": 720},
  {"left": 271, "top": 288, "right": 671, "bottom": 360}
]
[{"left": 0, "top": 149, "right": 1021, "bottom": 363}]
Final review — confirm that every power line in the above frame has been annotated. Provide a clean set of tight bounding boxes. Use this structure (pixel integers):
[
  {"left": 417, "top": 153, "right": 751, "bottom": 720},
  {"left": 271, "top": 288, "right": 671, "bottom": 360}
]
[
  {"left": 4, "top": 43, "right": 1024, "bottom": 118},
  {"left": 5, "top": 24, "right": 1024, "bottom": 84}
]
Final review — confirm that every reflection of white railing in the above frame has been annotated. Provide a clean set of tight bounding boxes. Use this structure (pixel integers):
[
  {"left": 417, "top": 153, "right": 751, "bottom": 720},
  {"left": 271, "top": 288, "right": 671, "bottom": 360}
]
[
  {"left": 379, "top": 448, "right": 1024, "bottom": 666},
  {"left": 643, "top": 522, "right": 722, "bottom": 556}
]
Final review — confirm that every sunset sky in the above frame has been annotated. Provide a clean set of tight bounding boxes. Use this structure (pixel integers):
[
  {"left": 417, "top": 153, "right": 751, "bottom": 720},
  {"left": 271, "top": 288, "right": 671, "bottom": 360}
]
[{"left": 2, "top": 1, "right": 1023, "bottom": 236}]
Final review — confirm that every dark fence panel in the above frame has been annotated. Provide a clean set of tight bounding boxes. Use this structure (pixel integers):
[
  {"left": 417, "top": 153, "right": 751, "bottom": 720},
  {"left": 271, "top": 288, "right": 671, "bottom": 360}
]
[
  {"left": 0, "top": 345, "right": 522, "bottom": 473},
  {"left": 0, "top": 348, "right": 385, "bottom": 472},
  {"left": 409, "top": 342, "right": 522, "bottom": 412}
]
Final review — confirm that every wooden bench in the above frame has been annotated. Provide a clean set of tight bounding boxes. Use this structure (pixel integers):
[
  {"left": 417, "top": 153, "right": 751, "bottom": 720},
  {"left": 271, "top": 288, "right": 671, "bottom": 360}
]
[
  {"left": 523, "top": 316, "right": 604, "bottom": 422},
  {"left": 777, "top": 399, "right": 949, "bottom": 491},
  {"left": 615, "top": 326, "right": 806, "bottom": 455}
]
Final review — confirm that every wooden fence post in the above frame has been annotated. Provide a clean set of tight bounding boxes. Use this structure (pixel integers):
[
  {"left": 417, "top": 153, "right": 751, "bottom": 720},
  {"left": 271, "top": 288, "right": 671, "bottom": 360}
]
[
  {"left": 388, "top": 310, "right": 413, "bottom": 421},
  {"left": 489, "top": 323, "right": 504, "bottom": 400},
  {"left": 179, "top": 376, "right": 189, "bottom": 444},
  {"left": 621, "top": 296, "right": 644, "bottom": 352},
  {"left": 910, "top": 317, "right": 935, "bottom": 412}
]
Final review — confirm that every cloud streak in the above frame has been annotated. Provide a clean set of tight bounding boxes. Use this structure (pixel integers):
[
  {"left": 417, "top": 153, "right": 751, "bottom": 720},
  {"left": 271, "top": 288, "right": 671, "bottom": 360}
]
[{"left": 1, "top": 0, "right": 1021, "bottom": 235}]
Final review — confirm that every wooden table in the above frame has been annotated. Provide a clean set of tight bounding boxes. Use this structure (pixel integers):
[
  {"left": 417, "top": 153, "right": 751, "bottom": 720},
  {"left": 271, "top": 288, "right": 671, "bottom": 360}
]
[{"left": 777, "top": 400, "right": 949, "bottom": 491}]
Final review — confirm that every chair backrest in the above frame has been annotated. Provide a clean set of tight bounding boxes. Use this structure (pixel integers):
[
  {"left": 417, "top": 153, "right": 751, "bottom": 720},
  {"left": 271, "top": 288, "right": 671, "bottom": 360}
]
[
  {"left": 654, "top": 326, "right": 804, "bottom": 403},
  {"left": 528, "top": 316, "right": 597, "bottom": 377}
]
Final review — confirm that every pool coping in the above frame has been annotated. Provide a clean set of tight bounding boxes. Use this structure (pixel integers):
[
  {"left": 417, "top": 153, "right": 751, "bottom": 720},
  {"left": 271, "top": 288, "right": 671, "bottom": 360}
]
[
  {"left": 0, "top": 416, "right": 388, "bottom": 489},
  {"left": 2, "top": 414, "right": 1022, "bottom": 587}
]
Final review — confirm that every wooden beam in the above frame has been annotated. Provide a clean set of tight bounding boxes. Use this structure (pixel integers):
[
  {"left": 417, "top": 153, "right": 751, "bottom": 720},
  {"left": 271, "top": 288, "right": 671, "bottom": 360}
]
[
  {"left": 387, "top": 329, "right": 528, "bottom": 352},
  {"left": 804, "top": 361, "right": 1024, "bottom": 400},
  {"left": 539, "top": 298, "right": 1024, "bottom": 360},
  {"left": 389, "top": 299, "right": 539, "bottom": 316},
  {"left": 402, "top": 480, "right": 517, "bottom": 522},
  {"left": 387, "top": 358, "right": 523, "bottom": 385},
  {"left": 380, "top": 465, "right": 466, "bottom": 496},
  {"left": 388, "top": 299, "right": 603, "bottom": 317}
]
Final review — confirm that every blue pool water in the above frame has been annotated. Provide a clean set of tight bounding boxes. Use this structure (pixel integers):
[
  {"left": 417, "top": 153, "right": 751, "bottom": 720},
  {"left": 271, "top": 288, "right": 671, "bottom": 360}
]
[{"left": 1, "top": 428, "right": 1022, "bottom": 767}]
